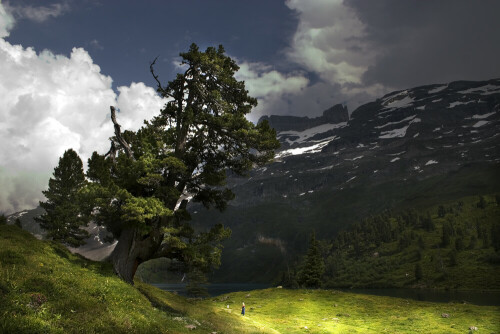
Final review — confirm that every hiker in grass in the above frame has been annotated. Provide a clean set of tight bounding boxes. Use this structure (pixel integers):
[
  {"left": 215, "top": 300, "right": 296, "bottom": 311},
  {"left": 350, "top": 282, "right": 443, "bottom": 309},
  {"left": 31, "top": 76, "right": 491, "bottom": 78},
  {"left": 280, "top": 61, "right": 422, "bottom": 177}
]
[{"left": 241, "top": 302, "right": 245, "bottom": 316}]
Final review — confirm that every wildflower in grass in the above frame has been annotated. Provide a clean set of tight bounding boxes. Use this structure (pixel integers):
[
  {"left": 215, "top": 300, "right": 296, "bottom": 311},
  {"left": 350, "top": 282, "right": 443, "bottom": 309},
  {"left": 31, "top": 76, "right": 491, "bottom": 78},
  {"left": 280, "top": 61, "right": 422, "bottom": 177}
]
[{"left": 29, "top": 293, "right": 47, "bottom": 309}]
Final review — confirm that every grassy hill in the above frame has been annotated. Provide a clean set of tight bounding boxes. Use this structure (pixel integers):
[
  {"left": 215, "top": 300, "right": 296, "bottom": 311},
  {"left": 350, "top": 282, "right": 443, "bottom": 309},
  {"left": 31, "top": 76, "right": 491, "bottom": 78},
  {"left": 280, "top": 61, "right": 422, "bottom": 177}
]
[{"left": 1, "top": 224, "right": 499, "bottom": 333}]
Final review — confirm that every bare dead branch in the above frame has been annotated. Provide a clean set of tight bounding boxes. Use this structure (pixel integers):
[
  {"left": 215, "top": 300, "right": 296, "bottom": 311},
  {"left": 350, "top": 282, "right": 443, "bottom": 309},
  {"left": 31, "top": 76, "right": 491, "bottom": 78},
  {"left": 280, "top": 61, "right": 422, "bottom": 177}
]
[
  {"left": 150, "top": 57, "right": 170, "bottom": 96},
  {"left": 105, "top": 140, "right": 117, "bottom": 165},
  {"left": 110, "top": 106, "right": 135, "bottom": 160}
]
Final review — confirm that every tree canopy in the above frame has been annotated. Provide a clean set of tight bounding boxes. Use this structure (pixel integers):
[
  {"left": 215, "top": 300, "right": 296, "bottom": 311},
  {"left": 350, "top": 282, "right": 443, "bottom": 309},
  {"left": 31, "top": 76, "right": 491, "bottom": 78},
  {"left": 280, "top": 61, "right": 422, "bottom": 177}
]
[{"left": 79, "top": 43, "right": 279, "bottom": 283}]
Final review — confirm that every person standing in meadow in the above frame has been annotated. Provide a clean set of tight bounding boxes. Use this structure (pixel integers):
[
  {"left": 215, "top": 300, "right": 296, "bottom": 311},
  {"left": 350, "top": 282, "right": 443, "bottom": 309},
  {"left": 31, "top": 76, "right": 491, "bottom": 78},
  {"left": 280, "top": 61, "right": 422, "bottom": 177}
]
[{"left": 241, "top": 302, "right": 245, "bottom": 316}]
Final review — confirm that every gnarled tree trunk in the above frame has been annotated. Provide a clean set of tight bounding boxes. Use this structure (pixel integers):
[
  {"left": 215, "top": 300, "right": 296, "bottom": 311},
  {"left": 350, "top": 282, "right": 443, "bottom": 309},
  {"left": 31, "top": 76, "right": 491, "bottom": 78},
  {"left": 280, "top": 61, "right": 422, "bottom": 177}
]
[{"left": 110, "top": 227, "right": 163, "bottom": 284}]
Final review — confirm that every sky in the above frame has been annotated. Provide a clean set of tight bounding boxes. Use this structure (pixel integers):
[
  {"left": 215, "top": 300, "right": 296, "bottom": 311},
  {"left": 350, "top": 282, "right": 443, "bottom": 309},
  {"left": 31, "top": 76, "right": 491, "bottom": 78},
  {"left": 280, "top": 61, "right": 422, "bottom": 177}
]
[{"left": 1, "top": 0, "right": 500, "bottom": 214}]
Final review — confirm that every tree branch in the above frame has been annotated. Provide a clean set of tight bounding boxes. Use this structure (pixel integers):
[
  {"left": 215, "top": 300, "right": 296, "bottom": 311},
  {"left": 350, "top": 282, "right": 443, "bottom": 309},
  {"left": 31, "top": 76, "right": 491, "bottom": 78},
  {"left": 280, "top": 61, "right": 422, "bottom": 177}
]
[
  {"left": 150, "top": 57, "right": 172, "bottom": 98},
  {"left": 110, "top": 106, "right": 135, "bottom": 160}
]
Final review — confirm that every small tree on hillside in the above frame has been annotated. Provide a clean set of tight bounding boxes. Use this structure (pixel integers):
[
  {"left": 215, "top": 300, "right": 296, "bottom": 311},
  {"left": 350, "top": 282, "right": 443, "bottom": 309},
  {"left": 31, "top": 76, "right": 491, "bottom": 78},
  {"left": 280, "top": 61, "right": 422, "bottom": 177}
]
[
  {"left": 35, "top": 149, "right": 88, "bottom": 246},
  {"left": 298, "top": 231, "right": 325, "bottom": 288}
]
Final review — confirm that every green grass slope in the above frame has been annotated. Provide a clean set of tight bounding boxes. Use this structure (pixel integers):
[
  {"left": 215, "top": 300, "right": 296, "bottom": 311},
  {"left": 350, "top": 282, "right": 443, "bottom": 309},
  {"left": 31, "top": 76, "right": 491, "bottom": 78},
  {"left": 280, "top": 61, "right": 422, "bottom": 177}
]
[
  {"left": 0, "top": 224, "right": 266, "bottom": 333},
  {"left": 1, "top": 224, "right": 499, "bottom": 333}
]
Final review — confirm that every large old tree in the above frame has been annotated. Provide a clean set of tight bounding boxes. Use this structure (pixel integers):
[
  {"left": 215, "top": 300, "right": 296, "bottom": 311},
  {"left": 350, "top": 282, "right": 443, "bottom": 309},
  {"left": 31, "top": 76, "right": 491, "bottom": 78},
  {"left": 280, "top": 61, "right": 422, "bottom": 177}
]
[{"left": 81, "top": 44, "right": 279, "bottom": 283}]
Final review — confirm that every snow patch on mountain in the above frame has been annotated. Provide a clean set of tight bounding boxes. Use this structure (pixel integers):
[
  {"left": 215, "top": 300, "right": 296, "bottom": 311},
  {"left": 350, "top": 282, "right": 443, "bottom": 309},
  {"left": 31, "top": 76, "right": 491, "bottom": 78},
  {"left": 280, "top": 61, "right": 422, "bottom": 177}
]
[
  {"left": 428, "top": 85, "right": 447, "bottom": 94},
  {"left": 278, "top": 122, "right": 347, "bottom": 145},
  {"left": 346, "top": 176, "right": 357, "bottom": 183},
  {"left": 458, "top": 84, "right": 500, "bottom": 95},
  {"left": 388, "top": 151, "right": 406, "bottom": 156},
  {"left": 470, "top": 112, "right": 496, "bottom": 119},
  {"left": 448, "top": 100, "right": 475, "bottom": 108},
  {"left": 385, "top": 95, "right": 414, "bottom": 109},
  {"left": 277, "top": 137, "right": 337, "bottom": 157},
  {"left": 472, "top": 120, "right": 489, "bottom": 128},
  {"left": 375, "top": 115, "right": 418, "bottom": 129},
  {"left": 425, "top": 160, "right": 438, "bottom": 166},
  {"left": 378, "top": 118, "right": 421, "bottom": 139}
]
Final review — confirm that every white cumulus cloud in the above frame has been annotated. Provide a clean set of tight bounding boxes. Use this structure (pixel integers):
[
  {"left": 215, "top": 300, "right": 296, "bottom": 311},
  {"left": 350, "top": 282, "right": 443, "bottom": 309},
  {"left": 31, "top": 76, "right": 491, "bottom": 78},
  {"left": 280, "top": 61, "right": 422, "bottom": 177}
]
[
  {"left": 236, "top": 61, "right": 309, "bottom": 121},
  {"left": 285, "top": 0, "right": 376, "bottom": 86},
  {"left": 0, "top": 3, "right": 15, "bottom": 38},
  {"left": 0, "top": 4, "right": 167, "bottom": 214}
]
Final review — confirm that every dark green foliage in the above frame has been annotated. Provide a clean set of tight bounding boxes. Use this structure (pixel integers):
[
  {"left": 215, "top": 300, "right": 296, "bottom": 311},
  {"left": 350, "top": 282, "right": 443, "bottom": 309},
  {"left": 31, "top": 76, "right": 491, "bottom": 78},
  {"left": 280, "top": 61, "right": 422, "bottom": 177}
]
[
  {"left": 417, "top": 235, "right": 425, "bottom": 249},
  {"left": 477, "top": 195, "right": 486, "bottom": 209},
  {"left": 14, "top": 218, "right": 22, "bottom": 228},
  {"left": 455, "top": 237, "right": 465, "bottom": 251},
  {"left": 449, "top": 250, "right": 458, "bottom": 266},
  {"left": 0, "top": 214, "right": 6, "bottom": 225},
  {"left": 298, "top": 231, "right": 325, "bottom": 288},
  {"left": 415, "top": 263, "right": 423, "bottom": 281},
  {"left": 0, "top": 249, "right": 26, "bottom": 265},
  {"left": 398, "top": 230, "right": 413, "bottom": 250},
  {"left": 492, "top": 223, "right": 500, "bottom": 252},
  {"left": 468, "top": 235, "right": 477, "bottom": 250},
  {"left": 441, "top": 220, "right": 454, "bottom": 247},
  {"left": 421, "top": 212, "right": 435, "bottom": 231},
  {"left": 309, "top": 194, "right": 500, "bottom": 290},
  {"left": 185, "top": 268, "right": 209, "bottom": 297},
  {"left": 438, "top": 205, "right": 446, "bottom": 218},
  {"left": 277, "top": 264, "right": 299, "bottom": 288},
  {"left": 35, "top": 149, "right": 88, "bottom": 247}
]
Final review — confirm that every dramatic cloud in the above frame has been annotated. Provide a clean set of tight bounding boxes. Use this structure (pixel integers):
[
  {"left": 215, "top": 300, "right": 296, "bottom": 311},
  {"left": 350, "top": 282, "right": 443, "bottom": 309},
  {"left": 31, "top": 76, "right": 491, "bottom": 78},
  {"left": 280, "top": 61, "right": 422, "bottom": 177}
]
[
  {"left": 236, "top": 61, "right": 309, "bottom": 121},
  {"left": 285, "top": 0, "right": 375, "bottom": 86},
  {"left": 0, "top": 6, "right": 167, "bottom": 214},
  {"left": 250, "top": 0, "right": 500, "bottom": 118},
  {"left": 4, "top": 2, "right": 70, "bottom": 23},
  {"left": 347, "top": 0, "right": 500, "bottom": 88},
  {"left": 0, "top": 3, "right": 14, "bottom": 38},
  {"left": 237, "top": 0, "right": 390, "bottom": 119}
]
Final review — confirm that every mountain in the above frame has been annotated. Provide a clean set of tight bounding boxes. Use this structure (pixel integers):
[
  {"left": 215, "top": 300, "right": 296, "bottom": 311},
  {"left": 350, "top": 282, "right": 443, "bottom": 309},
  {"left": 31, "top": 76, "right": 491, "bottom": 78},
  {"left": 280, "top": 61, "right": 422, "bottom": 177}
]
[
  {"left": 6, "top": 208, "right": 115, "bottom": 261},
  {"left": 7, "top": 78, "right": 500, "bottom": 283},
  {"left": 188, "top": 78, "right": 500, "bottom": 282}
]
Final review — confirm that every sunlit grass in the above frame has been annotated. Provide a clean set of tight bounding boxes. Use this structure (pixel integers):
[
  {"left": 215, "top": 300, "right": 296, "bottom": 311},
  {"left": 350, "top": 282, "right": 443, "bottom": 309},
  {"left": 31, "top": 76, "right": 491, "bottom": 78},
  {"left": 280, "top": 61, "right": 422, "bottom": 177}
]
[{"left": 1, "top": 223, "right": 499, "bottom": 333}]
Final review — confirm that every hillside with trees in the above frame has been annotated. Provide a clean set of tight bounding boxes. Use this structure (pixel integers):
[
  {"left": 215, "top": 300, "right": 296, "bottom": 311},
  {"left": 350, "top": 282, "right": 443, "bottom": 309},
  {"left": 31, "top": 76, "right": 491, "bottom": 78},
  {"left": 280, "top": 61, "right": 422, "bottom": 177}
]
[{"left": 279, "top": 194, "right": 500, "bottom": 290}]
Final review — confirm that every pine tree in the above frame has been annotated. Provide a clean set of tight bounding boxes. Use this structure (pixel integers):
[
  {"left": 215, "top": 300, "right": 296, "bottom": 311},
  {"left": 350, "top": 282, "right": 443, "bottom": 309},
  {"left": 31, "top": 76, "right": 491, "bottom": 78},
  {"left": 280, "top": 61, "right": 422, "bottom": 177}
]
[
  {"left": 298, "top": 231, "right": 325, "bottom": 288},
  {"left": 81, "top": 44, "right": 279, "bottom": 283},
  {"left": 35, "top": 149, "right": 88, "bottom": 246},
  {"left": 415, "top": 262, "right": 423, "bottom": 281},
  {"left": 0, "top": 214, "right": 6, "bottom": 225}
]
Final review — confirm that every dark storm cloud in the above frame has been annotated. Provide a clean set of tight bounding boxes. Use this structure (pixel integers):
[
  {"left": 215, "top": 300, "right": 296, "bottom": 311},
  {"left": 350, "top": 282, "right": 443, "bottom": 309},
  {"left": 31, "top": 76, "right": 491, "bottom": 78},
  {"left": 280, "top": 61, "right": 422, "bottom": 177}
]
[{"left": 346, "top": 0, "right": 500, "bottom": 88}]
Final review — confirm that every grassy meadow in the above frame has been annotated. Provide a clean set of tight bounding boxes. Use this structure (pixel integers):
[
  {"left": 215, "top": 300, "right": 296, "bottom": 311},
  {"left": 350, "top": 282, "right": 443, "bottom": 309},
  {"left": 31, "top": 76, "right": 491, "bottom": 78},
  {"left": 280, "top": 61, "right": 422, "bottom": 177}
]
[{"left": 1, "top": 224, "right": 499, "bottom": 333}]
